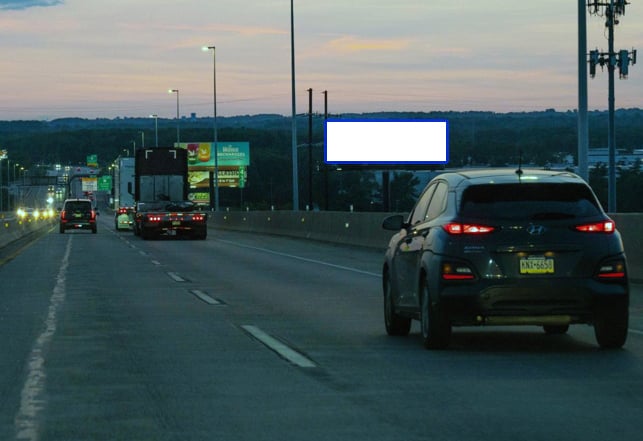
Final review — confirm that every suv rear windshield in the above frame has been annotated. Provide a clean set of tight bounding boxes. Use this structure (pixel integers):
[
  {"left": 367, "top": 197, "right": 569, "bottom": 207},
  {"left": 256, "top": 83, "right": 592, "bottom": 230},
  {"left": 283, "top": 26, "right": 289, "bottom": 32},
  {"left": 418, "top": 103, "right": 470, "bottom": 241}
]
[
  {"left": 64, "top": 201, "right": 92, "bottom": 212},
  {"left": 460, "top": 183, "right": 602, "bottom": 221}
]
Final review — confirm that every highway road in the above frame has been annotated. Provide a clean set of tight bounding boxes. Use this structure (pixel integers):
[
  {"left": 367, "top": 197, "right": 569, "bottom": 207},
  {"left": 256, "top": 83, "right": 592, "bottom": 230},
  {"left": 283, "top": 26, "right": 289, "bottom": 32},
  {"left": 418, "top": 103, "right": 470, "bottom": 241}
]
[{"left": 1, "top": 214, "right": 642, "bottom": 441}]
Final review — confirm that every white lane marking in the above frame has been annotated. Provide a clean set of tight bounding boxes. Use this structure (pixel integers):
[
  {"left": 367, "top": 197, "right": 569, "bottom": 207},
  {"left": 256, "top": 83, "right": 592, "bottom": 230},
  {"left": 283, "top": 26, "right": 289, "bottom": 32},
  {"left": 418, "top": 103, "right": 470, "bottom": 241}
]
[
  {"left": 242, "top": 325, "right": 317, "bottom": 368},
  {"left": 629, "top": 329, "right": 643, "bottom": 336},
  {"left": 215, "top": 238, "right": 379, "bottom": 277},
  {"left": 167, "top": 272, "right": 186, "bottom": 282},
  {"left": 151, "top": 260, "right": 161, "bottom": 266},
  {"left": 190, "top": 290, "right": 223, "bottom": 305},
  {"left": 15, "top": 236, "right": 72, "bottom": 440}
]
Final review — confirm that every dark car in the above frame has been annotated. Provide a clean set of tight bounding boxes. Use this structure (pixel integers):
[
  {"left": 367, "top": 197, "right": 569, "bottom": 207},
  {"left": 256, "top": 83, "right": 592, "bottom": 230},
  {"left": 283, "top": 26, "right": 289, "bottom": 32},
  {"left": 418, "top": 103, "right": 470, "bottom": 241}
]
[
  {"left": 59, "top": 198, "right": 97, "bottom": 233},
  {"left": 382, "top": 168, "right": 629, "bottom": 349}
]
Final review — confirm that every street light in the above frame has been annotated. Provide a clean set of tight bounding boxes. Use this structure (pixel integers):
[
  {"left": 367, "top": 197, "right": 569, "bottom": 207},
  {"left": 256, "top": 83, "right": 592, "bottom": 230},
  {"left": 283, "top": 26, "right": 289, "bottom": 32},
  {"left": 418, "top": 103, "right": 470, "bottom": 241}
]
[
  {"left": 202, "top": 45, "right": 219, "bottom": 211},
  {"left": 168, "top": 89, "right": 180, "bottom": 145},
  {"left": 150, "top": 114, "right": 159, "bottom": 147}
]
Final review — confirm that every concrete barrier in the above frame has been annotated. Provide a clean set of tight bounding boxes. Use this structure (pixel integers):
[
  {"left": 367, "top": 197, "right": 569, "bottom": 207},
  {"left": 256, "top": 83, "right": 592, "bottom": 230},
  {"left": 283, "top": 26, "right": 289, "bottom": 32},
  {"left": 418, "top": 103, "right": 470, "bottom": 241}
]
[
  {"left": 209, "top": 211, "right": 643, "bottom": 282},
  {"left": 0, "top": 213, "right": 55, "bottom": 249}
]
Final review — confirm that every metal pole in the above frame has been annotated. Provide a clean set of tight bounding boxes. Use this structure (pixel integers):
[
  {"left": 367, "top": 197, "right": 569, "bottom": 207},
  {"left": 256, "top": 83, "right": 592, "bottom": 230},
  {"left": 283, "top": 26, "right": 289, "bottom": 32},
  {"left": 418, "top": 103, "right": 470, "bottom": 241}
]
[
  {"left": 323, "top": 90, "right": 329, "bottom": 211},
  {"left": 176, "top": 90, "right": 180, "bottom": 145},
  {"left": 607, "top": 0, "right": 617, "bottom": 212},
  {"left": 578, "top": 0, "right": 589, "bottom": 181},
  {"left": 308, "top": 87, "right": 313, "bottom": 210},
  {"left": 169, "top": 89, "right": 180, "bottom": 146},
  {"left": 290, "top": 0, "right": 299, "bottom": 211},
  {"left": 154, "top": 115, "right": 158, "bottom": 147},
  {"left": 206, "top": 46, "right": 220, "bottom": 212}
]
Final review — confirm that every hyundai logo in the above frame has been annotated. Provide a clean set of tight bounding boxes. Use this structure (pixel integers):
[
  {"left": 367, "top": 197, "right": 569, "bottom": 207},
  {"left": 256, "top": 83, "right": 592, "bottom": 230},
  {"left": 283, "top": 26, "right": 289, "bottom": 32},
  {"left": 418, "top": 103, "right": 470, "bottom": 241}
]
[{"left": 526, "top": 224, "right": 546, "bottom": 235}]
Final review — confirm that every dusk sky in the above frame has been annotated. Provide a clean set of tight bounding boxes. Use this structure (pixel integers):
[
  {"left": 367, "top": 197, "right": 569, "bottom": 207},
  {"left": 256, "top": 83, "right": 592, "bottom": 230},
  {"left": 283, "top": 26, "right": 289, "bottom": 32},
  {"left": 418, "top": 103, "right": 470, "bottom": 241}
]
[{"left": 0, "top": 0, "right": 641, "bottom": 120}]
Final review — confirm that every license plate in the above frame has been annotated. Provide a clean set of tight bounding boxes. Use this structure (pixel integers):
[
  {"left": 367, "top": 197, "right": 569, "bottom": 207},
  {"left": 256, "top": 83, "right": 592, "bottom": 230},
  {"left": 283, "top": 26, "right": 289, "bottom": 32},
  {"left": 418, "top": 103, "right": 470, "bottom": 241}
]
[
  {"left": 172, "top": 221, "right": 181, "bottom": 226},
  {"left": 520, "top": 256, "right": 554, "bottom": 274}
]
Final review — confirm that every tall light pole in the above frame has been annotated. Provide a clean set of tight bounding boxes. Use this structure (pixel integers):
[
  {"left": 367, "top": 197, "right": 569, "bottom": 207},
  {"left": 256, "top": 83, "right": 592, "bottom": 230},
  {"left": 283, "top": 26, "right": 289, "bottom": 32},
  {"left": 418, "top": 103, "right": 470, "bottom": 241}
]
[
  {"left": 150, "top": 114, "right": 159, "bottom": 147},
  {"left": 291, "top": 0, "right": 299, "bottom": 211},
  {"left": 203, "top": 45, "right": 220, "bottom": 211},
  {"left": 139, "top": 131, "right": 145, "bottom": 149},
  {"left": 169, "top": 89, "right": 180, "bottom": 145}
]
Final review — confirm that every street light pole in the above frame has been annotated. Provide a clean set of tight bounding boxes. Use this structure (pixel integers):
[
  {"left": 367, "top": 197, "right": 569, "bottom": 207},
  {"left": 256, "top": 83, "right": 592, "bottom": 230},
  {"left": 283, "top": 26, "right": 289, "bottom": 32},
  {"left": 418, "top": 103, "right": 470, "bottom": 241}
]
[
  {"left": 203, "top": 45, "right": 220, "bottom": 211},
  {"left": 150, "top": 114, "right": 159, "bottom": 147},
  {"left": 169, "top": 89, "right": 180, "bottom": 145},
  {"left": 290, "top": 0, "right": 299, "bottom": 211}
]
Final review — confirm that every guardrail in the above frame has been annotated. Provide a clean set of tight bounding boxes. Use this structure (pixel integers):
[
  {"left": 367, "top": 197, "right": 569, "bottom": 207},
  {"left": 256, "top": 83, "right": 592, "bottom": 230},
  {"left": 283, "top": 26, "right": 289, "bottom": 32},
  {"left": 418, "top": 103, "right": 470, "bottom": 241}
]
[{"left": 209, "top": 211, "right": 643, "bottom": 283}]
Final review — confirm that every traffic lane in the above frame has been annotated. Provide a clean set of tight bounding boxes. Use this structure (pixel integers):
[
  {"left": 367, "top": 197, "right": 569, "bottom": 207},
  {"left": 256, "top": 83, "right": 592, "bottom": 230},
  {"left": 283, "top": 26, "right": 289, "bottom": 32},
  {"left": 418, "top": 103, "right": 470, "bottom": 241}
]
[
  {"left": 4, "top": 228, "right": 417, "bottom": 440},
  {"left": 0, "top": 230, "right": 65, "bottom": 439},
  {"left": 122, "top": 228, "right": 643, "bottom": 440}
]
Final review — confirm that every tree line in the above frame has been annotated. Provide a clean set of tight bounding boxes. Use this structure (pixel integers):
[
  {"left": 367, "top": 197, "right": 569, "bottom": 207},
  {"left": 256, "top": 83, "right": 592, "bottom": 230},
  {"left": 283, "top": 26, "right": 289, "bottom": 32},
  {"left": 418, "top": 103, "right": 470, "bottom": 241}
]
[{"left": 1, "top": 109, "right": 642, "bottom": 212}]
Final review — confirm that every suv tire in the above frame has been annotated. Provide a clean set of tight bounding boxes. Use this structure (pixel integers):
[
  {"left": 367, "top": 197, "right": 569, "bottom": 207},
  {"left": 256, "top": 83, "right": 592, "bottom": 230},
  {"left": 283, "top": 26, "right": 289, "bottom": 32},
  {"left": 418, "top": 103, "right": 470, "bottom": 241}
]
[
  {"left": 420, "top": 276, "right": 451, "bottom": 350},
  {"left": 384, "top": 271, "right": 411, "bottom": 336},
  {"left": 594, "top": 297, "right": 628, "bottom": 349}
]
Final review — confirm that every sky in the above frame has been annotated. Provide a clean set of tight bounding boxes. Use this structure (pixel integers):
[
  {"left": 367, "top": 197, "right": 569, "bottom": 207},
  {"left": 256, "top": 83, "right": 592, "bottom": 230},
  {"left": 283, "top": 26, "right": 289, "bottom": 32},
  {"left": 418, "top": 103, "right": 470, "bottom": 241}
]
[{"left": 0, "top": 0, "right": 642, "bottom": 120}]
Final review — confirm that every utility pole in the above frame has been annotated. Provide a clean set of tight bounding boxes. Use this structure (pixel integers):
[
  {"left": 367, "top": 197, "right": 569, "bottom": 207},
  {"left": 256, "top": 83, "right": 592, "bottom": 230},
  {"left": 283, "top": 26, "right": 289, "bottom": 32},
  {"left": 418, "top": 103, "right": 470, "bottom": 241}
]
[
  {"left": 290, "top": 0, "right": 299, "bottom": 211},
  {"left": 588, "top": 0, "right": 637, "bottom": 212},
  {"left": 578, "top": 0, "right": 589, "bottom": 182},
  {"left": 308, "top": 88, "right": 313, "bottom": 210},
  {"left": 322, "top": 90, "right": 329, "bottom": 211}
]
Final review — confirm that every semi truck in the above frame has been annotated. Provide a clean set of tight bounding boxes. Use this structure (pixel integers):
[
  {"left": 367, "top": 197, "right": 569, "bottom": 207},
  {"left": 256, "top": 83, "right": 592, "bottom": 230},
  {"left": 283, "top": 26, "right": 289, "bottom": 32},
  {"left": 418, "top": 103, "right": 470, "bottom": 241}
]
[
  {"left": 114, "top": 157, "right": 135, "bottom": 210},
  {"left": 133, "top": 148, "right": 208, "bottom": 240}
]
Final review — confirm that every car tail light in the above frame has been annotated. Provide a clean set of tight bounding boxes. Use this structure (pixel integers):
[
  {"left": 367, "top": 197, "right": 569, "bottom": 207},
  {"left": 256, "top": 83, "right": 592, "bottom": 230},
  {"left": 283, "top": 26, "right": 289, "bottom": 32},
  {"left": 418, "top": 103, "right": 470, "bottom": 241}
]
[
  {"left": 443, "top": 223, "right": 494, "bottom": 235},
  {"left": 192, "top": 214, "right": 205, "bottom": 222},
  {"left": 442, "top": 262, "right": 475, "bottom": 280},
  {"left": 574, "top": 220, "right": 615, "bottom": 233},
  {"left": 596, "top": 260, "right": 626, "bottom": 279},
  {"left": 90, "top": 210, "right": 96, "bottom": 220},
  {"left": 147, "top": 215, "right": 162, "bottom": 222}
]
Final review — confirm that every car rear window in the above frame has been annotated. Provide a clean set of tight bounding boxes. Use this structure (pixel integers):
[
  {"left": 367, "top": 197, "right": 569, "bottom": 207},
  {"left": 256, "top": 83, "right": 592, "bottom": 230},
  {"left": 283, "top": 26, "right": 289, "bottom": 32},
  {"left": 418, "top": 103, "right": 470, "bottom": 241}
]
[
  {"left": 460, "top": 183, "right": 602, "bottom": 221},
  {"left": 65, "top": 201, "right": 92, "bottom": 212}
]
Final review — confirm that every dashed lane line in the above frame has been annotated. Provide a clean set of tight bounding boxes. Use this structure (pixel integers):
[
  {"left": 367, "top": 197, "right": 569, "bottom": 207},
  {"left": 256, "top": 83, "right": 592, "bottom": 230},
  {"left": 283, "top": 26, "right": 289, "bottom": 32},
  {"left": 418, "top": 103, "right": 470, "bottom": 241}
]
[{"left": 241, "top": 325, "right": 317, "bottom": 369}]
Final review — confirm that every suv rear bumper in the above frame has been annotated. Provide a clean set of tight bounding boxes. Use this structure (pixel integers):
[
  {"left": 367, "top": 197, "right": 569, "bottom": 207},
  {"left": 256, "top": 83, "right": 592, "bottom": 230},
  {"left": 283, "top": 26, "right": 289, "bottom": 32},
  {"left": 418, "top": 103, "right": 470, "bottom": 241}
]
[{"left": 438, "top": 278, "right": 629, "bottom": 326}]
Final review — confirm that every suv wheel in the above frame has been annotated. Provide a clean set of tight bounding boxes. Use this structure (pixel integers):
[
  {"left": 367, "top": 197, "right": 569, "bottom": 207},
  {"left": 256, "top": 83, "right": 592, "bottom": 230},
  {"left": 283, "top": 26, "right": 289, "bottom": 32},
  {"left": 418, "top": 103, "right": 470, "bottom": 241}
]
[
  {"left": 383, "top": 271, "right": 411, "bottom": 336},
  {"left": 420, "top": 276, "right": 451, "bottom": 350},
  {"left": 594, "top": 297, "right": 628, "bottom": 349}
]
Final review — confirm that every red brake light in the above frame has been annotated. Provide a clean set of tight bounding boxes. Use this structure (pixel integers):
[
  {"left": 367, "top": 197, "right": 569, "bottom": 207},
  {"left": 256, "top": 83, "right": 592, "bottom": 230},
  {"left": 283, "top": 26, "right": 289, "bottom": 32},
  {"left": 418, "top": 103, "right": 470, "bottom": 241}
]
[
  {"left": 443, "top": 223, "right": 494, "bottom": 235},
  {"left": 192, "top": 214, "right": 205, "bottom": 222},
  {"left": 575, "top": 221, "right": 614, "bottom": 233}
]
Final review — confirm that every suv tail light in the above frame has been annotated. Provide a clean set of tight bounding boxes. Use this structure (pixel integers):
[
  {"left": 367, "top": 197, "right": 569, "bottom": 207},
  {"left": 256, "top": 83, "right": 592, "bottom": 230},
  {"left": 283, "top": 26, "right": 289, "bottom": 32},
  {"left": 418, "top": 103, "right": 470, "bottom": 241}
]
[
  {"left": 443, "top": 223, "right": 495, "bottom": 235},
  {"left": 442, "top": 262, "right": 475, "bottom": 280},
  {"left": 574, "top": 220, "right": 615, "bottom": 233},
  {"left": 596, "top": 259, "right": 626, "bottom": 279},
  {"left": 192, "top": 214, "right": 205, "bottom": 222},
  {"left": 147, "top": 214, "right": 162, "bottom": 222}
]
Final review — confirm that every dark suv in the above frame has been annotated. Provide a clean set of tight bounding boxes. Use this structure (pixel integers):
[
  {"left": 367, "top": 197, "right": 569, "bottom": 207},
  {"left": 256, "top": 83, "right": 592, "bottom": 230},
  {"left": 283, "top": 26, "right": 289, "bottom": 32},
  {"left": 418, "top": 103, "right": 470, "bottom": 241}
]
[
  {"left": 382, "top": 169, "right": 629, "bottom": 349},
  {"left": 59, "top": 199, "right": 97, "bottom": 234}
]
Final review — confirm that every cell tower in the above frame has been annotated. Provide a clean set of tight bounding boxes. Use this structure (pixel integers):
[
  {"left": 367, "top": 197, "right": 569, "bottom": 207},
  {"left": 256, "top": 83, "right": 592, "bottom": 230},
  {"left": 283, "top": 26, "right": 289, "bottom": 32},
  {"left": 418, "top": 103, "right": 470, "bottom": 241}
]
[{"left": 587, "top": 0, "right": 637, "bottom": 212}]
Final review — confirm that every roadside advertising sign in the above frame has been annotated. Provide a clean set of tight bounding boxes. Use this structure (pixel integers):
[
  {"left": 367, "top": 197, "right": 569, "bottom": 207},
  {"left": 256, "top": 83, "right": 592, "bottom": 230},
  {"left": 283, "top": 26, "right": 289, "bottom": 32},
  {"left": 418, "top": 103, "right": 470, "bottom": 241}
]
[{"left": 179, "top": 142, "right": 250, "bottom": 170}]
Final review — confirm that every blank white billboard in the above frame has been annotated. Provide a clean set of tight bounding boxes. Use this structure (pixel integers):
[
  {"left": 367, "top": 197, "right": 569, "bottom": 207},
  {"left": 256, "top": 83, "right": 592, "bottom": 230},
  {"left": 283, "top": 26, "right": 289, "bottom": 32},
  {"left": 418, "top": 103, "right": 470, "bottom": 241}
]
[{"left": 324, "top": 120, "right": 449, "bottom": 164}]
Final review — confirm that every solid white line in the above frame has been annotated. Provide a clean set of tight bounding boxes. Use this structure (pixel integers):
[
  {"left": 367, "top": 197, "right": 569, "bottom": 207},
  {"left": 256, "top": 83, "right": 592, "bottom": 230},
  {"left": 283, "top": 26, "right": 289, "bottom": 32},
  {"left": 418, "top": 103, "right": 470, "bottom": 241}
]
[
  {"left": 215, "top": 238, "right": 379, "bottom": 277},
  {"left": 241, "top": 325, "right": 316, "bottom": 368},
  {"left": 15, "top": 236, "right": 72, "bottom": 440},
  {"left": 190, "top": 290, "right": 222, "bottom": 305},
  {"left": 167, "top": 272, "right": 186, "bottom": 282}
]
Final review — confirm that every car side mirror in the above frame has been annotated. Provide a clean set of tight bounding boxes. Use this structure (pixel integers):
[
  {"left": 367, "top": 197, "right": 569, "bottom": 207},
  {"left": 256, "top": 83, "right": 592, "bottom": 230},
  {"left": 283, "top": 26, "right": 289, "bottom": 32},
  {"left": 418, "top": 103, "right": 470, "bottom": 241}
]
[{"left": 382, "top": 214, "right": 406, "bottom": 231}]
